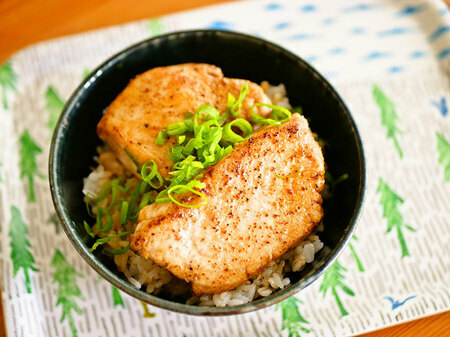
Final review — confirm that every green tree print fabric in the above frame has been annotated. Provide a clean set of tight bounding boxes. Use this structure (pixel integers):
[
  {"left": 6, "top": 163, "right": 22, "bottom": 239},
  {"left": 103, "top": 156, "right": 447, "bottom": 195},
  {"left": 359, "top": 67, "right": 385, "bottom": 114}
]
[
  {"left": 0, "top": 60, "right": 17, "bottom": 110},
  {"left": 372, "top": 84, "right": 403, "bottom": 158},
  {"left": 319, "top": 262, "right": 355, "bottom": 316},
  {"left": 8, "top": 205, "right": 39, "bottom": 294},
  {"left": 147, "top": 19, "right": 164, "bottom": 36},
  {"left": 45, "top": 86, "right": 65, "bottom": 132},
  {"left": 0, "top": 1, "right": 449, "bottom": 336},
  {"left": 275, "top": 297, "right": 310, "bottom": 337},
  {"left": 436, "top": 132, "right": 450, "bottom": 182},
  {"left": 19, "top": 129, "right": 44, "bottom": 202},
  {"left": 348, "top": 236, "right": 365, "bottom": 272},
  {"left": 51, "top": 249, "right": 84, "bottom": 337},
  {"left": 112, "top": 286, "right": 125, "bottom": 308},
  {"left": 47, "top": 212, "right": 61, "bottom": 233},
  {"left": 377, "top": 178, "right": 416, "bottom": 258}
]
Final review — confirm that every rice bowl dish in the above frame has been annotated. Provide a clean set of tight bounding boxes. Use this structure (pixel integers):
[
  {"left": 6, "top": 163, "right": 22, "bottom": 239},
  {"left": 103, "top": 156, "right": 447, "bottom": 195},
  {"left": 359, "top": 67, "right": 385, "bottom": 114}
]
[{"left": 82, "top": 64, "right": 326, "bottom": 307}]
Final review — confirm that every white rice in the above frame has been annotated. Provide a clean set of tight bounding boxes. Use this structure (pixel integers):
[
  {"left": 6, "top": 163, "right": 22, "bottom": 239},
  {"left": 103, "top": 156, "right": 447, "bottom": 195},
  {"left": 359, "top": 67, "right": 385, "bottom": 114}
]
[
  {"left": 188, "top": 235, "right": 323, "bottom": 307},
  {"left": 83, "top": 82, "right": 324, "bottom": 307}
]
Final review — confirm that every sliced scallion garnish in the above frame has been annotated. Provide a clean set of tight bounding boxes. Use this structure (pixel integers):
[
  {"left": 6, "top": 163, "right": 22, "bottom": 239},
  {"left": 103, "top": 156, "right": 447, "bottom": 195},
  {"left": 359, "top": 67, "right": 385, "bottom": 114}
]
[
  {"left": 250, "top": 102, "right": 291, "bottom": 126},
  {"left": 230, "top": 82, "right": 249, "bottom": 117},
  {"left": 84, "top": 220, "right": 95, "bottom": 238},
  {"left": 167, "top": 185, "right": 208, "bottom": 208},
  {"left": 119, "top": 201, "right": 129, "bottom": 225},
  {"left": 141, "top": 160, "right": 164, "bottom": 189},
  {"left": 96, "top": 207, "right": 113, "bottom": 233},
  {"left": 222, "top": 119, "right": 253, "bottom": 143},
  {"left": 155, "top": 130, "right": 168, "bottom": 145},
  {"left": 103, "top": 243, "right": 130, "bottom": 255},
  {"left": 90, "top": 231, "right": 132, "bottom": 252}
]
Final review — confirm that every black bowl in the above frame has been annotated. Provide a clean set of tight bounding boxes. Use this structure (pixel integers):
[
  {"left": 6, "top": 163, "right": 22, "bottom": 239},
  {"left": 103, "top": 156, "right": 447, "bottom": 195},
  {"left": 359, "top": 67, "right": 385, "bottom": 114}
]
[{"left": 49, "top": 29, "right": 365, "bottom": 315}]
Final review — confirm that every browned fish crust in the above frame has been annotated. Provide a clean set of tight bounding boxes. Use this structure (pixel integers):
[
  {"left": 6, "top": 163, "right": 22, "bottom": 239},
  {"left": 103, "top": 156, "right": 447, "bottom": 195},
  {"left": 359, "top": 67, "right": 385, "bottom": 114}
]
[
  {"left": 131, "top": 114, "right": 325, "bottom": 295},
  {"left": 97, "top": 63, "right": 271, "bottom": 177}
]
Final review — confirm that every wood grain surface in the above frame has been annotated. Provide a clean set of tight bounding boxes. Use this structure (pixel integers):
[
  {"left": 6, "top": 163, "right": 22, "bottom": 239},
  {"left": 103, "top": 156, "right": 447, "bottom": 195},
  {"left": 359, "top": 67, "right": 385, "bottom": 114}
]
[{"left": 0, "top": 1, "right": 448, "bottom": 337}]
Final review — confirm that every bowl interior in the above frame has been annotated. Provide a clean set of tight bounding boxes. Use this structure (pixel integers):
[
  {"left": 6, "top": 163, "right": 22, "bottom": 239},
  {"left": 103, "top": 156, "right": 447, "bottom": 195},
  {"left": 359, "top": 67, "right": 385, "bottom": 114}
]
[{"left": 50, "top": 30, "right": 365, "bottom": 315}]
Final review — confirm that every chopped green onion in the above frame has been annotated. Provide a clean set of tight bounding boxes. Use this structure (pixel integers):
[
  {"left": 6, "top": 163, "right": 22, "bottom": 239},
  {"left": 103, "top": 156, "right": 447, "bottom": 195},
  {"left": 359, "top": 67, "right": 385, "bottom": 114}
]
[
  {"left": 335, "top": 173, "right": 349, "bottom": 185},
  {"left": 196, "top": 104, "right": 220, "bottom": 120},
  {"left": 168, "top": 145, "right": 185, "bottom": 162},
  {"left": 182, "top": 138, "right": 196, "bottom": 156},
  {"left": 139, "top": 192, "right": 154, "bottom": 210},
  {"left": 124, "top": 148, "right": 140, "bottom": 172},
  {"left": 119, "top": 179, "right": 133, "bottom": 194},
  {"left": 103, "top": 243, "right": 130, "bottom": 255},
  {"left": 194, "top": 105, "right": 220, "bottom": 135},
  {"left": 95, "top": 179, "right": 115, "bottom": 203},
  {"left": 109, "top": 180, "right": 119, "bottom": 210},
  {"left": 184, "top": 118, "right": 194, "bottom": 132},
  {"left": 139, "top": 181, "right": 148, "bottom": 194},
  {"left": 141, "top": 160, "right": 164, "bottom": 189},
  {"left": 178, "top": 135, "right": 186, "bottom": 144},
  {"left": 96, "top": 207, "right": 113, "bottom": 233},
  {"left": 167, "top": 121, "right": 187, "bottom": 136},
  {"left": 84, "top": 220, "right": 95, "bottom": 238},
  {"left": 155, "top": 130, "right": 168, "bottom": 145},
  {"left": 90, "top": 231, "right": 132, "bottom": 252},
  {"left": 119, "top": 201, "right": 129, "bottom": 225},
  {"left": 84, "top": 193, "right": 95, "bottom": 217},
  {"left": 250, "top": 113, "right": 281, "bottom": 126},
  {"left": 217, "top": 109, "right": 230, "bottom": 126},
  {"left": 222, "top": 119, "right": 253, "bottom": 143},
  {"left": 167, "top": 185, "right": 208, "bottom": 208},
  {"left": 250, "top": 103, "right": 292, "bottom": 125},
  {"left": 227, "top": 93, "right": 236, "bottom": 109},
  {"left": 325, "top": 172, "right": 349, "bottom": 191},
  {"left": 155, "top": 195, "right": 170, "bottom": 203},
  {"left": 127, "top": 181, "right": 142, "bottom": 218},
  {"left": 230, "top": 82, "right": 249, "bottom": 117}
]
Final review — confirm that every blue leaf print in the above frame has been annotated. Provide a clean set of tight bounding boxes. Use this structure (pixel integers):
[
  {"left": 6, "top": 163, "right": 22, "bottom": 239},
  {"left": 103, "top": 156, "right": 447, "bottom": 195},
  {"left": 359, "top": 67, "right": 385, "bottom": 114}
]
[
  {"left": 275, "top": 22, "right": 290, "bottom": 30},
  {"left": 429, "top": 25, "right": 450, "bottom": 42},
  {"left": 396, "top": 4, "right": 426, "bottom": 16},
  {"left": 384, "top": 296, "right": 416, "bottom": 310},
  {"left": 431, "top": 98, "right": 448, "bottom": 117},
  {"left": 410, "top": 51, "right": 426, "bottom": 59},
  {"left": 207, "top": 21, "right": 232, "bottom": 30},
  {"left": 378, "top": 27, "right": 416, "bottom": 37},
  {"left": 306, "top": 55, "right": 318, "bottom": 63},
  {"left": 364, "top": 51, "right": 391, "bottom": 61},
  {"left": 300, "top": 5, "right": 316, "bottom": 12},
  {"left": 322, "top": 17, "right": 336, "bottom": 25},
  {"left": 388, "top": 66, "right": 404, "bottom": 74},
  {"left": 351, "top": 27, "right": 366, "bottom": 35},
  {"left": 342, "top": 4, "right": 376, "bottom": 13},
  {"left": 437, "top": 48, "right": 450, "bottom": 60},
  {"left": 329, "top": 48, "right": 345, "bottom": 55},
  {"left": 288, "top": 33, "right": 318, "bottom": 40},
  {"left": 265, "top": 3, "right": 281, "bottom": 11}
]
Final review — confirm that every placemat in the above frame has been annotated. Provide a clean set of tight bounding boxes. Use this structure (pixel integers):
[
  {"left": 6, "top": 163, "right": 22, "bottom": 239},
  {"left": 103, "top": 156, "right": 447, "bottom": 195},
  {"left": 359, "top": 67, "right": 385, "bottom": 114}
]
[{"left": 1, "top": 0, "right": 449, "bottom": 336}]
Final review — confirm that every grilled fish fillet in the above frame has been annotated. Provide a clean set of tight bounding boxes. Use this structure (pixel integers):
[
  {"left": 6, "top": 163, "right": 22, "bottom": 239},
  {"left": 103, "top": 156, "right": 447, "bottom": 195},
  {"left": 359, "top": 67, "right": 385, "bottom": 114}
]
[
  {"left": 97, "top": 63, "right": 271, "bottom": 177},
  {"left": 130, "top": 114, "right": 325, "bottom": 295}
]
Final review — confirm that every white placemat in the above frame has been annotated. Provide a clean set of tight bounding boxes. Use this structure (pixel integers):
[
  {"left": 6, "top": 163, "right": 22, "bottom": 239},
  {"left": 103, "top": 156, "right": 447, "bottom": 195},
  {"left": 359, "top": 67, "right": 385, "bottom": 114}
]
[{"left": 1, "top": 0, "right": 449, "bottom": 336}]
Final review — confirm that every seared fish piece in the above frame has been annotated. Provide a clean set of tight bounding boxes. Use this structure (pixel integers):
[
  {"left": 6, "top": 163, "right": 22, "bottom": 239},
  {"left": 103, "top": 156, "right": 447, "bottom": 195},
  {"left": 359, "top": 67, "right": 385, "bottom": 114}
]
[
  {"left": 97, "top": 63, "right": 271, "bottom": 177},
  {"left": 131, "top": 114, "right": 325, "bottom": 295}
]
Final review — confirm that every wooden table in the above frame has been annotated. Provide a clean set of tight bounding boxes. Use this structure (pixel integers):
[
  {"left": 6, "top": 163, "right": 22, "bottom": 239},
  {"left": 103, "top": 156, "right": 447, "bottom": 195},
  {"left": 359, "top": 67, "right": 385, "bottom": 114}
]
[{"left": 0, "top": 1, "right": 449, "bottom": 336}]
